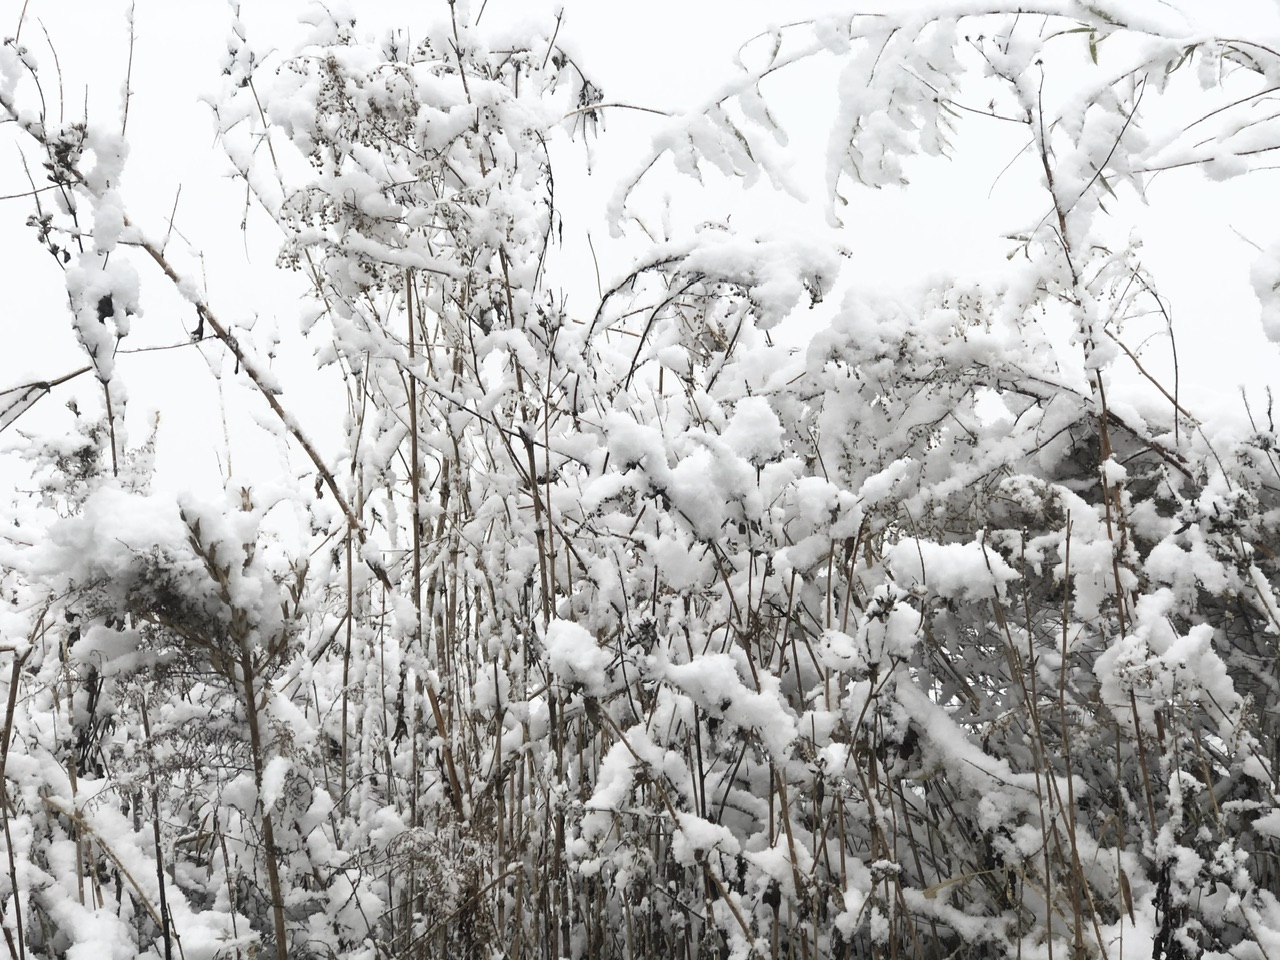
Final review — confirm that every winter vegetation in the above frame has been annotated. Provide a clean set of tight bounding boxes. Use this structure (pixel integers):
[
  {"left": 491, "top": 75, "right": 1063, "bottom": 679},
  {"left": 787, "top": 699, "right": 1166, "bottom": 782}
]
[{"left": 3, "top": 1, "right": 1280, "bottom": 958}]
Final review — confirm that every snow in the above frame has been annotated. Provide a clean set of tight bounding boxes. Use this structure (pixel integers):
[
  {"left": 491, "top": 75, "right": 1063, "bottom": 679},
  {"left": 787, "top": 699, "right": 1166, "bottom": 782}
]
[
  {"left": 661, "top": 652, "right": 797, "bottom": 761},
  {"left": 647, "top": 530, "right": 711, "bottom": 591},
  {"left": 722, "top": 396, "right": 783, "bottom": 466},
  {"left": 260, "top": 755, "right": 289, "bottom": 811},
  {"left": 31, "top": 486, "right": 187, "bottom": 587},
  {"left": 1252, "top": 239, "right": 1280, "bottom": 344},
  {"left": 544, "top": 618, "right": 615, "bottom": 697},
  {"left": 886, "top": 537, "right": 1020, "bottom": 601},
  {"left": 672, "top": 812, "right": 740, "bottom": 866},
  {"left": 1256, "top": 810, "right": 1280, "bottom": 839},
  {"left": 2, "top": 2, "right": 1280, "bottom": 957}
]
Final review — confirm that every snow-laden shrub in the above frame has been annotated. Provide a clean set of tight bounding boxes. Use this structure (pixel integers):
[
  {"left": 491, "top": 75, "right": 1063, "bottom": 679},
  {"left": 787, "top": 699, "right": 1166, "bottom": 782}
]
[{"left": 2, "top": 2, "right": 1279, "bottom": 959}]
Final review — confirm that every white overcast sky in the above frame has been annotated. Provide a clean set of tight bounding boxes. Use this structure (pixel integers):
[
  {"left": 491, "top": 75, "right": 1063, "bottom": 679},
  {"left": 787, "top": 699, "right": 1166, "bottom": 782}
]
[{"left": 5, "top": 0, "right": 1280, "bottom": 495}]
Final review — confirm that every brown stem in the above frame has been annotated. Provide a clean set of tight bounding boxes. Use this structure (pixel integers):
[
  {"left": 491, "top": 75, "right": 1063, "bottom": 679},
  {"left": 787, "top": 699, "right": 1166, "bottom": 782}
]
[
  {"left": 138, "top": 692, "right": 174, "bottom": 960},
  {"left": 238, "top": 647, "right": 288, "bottom": 960},
  {"left": 0, "top": 643, "right": 33, "bottom": 960}
]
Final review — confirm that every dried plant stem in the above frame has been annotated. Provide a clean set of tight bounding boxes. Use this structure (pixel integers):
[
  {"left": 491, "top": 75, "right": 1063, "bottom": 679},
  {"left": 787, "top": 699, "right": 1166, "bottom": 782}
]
[
  {"left": 237, "top": 646, "right": 288, "bottom": 960},
  {"left": 0, "top": 643, "right": 33, "bottom": 960},
  {"left": 138, "top": 692, "right": 175, "bottom": 960}
]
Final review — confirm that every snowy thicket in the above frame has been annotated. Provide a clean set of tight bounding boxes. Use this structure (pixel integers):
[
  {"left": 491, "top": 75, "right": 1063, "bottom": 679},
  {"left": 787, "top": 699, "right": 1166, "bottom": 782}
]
[{"left": 3, "top": 2, "right": 1280, "bottom": 958}]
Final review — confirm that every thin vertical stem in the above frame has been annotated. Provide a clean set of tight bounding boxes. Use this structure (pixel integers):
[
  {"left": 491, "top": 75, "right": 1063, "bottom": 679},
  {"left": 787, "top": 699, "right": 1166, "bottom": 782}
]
[
  {"left": 0, "top": 645, "right": 32, "bottom": 960},
  {"left": 138, "top": 692, "right": 174, "bottom": 960},
  {"left": 239, "top": 647, "right": 288, "bottom": 960}
]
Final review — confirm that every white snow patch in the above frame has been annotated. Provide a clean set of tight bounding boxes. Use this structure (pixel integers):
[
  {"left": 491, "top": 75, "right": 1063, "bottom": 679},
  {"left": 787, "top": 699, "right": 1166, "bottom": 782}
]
[
  {"left": 545, "top": 619, "right": 614, "bottom": 697},
  {"left": 260, "top": 755, "right": 289, "bottom": 811},
  {"left": 722, "top": 396, "right": 783, "bottom": 465},
  {"left": 887, "top": 537, "right": 1020, "bottom": 600}
]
